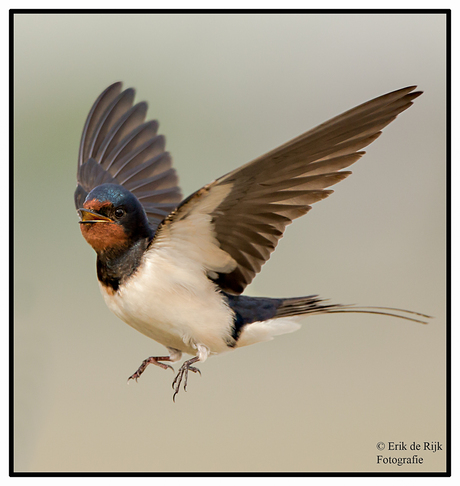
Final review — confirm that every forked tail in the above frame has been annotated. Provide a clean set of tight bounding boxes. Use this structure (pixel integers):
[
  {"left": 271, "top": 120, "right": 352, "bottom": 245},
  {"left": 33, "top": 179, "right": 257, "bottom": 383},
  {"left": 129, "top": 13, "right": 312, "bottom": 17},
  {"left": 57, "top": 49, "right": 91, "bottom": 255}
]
[
  {"left": 229, "top": 293, "right": 431, "bottom": 348},
  {"left": 274, "top": 295, "right": 431, "bottom": 325}
]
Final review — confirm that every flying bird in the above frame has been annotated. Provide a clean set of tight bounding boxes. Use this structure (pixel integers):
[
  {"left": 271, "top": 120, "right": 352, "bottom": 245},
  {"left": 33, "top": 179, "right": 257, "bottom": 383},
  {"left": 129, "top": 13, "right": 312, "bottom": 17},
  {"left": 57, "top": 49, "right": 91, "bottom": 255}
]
[{"left": 75, "top": 83, "right": 428, "bottom": 400}]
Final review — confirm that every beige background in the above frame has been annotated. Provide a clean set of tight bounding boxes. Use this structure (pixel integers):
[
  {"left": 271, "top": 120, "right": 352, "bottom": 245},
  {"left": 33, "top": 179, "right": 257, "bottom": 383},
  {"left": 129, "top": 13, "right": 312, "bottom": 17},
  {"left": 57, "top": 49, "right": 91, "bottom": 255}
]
[{"left": 14, "top": 13, "right": 446, "bottom": 472}]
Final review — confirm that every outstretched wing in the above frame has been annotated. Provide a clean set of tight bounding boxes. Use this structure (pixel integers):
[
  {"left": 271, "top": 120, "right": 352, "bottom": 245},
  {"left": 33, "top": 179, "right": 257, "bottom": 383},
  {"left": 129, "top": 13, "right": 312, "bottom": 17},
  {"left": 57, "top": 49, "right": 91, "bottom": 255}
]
[
  {"left": 74, "top": 82, "right": 182, "bottom": 232},
  {"left": 154, "top": 86, "right": 422, "bottom": 295}
]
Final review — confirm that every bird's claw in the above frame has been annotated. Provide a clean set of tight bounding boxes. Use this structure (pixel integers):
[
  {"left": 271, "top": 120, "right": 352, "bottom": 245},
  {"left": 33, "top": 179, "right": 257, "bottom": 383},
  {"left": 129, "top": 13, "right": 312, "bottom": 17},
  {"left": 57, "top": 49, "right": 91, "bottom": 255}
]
[
  {"left": 127, "top": 356, "right": 174, "bottom": 384},
  {"left": 172, "top": 357, "right": 201, "bottom": 401}
]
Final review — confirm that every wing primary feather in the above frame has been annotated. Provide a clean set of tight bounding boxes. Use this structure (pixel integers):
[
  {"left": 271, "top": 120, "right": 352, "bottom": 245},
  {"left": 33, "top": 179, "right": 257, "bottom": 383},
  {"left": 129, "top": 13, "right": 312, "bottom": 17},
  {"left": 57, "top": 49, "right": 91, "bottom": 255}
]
[
  {"left": 155, "top": 86, "right": 421, "bottom": 294},
  {"left": 117, "top": 136, "right": 167, "bottom": 184},
  {"left": 95, "top": 102, "right": 148, "bottom": 165},
  {"left": 103, "top": 120, "right": 159, "bottom": 172},
  {"left": 78, "top": 82, "right": 122, "bottom": 167},
  {"left": 86, "top": 88, "right": 135, "bottom": 165}
]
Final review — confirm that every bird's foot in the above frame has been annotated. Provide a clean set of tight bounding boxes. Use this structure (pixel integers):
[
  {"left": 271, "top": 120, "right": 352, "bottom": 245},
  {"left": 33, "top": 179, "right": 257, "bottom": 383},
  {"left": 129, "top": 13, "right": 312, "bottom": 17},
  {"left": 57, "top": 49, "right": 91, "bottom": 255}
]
[
  {"left": 127, "top": 356, "right": 174, "bottom": 383},
  {"left": 172, "top": 356, "right": 201, "bottom": 401}
]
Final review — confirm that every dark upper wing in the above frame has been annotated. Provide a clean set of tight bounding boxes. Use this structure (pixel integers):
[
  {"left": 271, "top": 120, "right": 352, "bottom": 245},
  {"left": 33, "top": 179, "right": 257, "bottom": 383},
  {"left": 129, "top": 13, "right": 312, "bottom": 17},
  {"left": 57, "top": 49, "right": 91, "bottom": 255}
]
[
  {"left": 155, "top": 86, "right": 422, "bottom": 295},
  {"left": 74, "top": 82, "right": 182, "bottom": 232}
]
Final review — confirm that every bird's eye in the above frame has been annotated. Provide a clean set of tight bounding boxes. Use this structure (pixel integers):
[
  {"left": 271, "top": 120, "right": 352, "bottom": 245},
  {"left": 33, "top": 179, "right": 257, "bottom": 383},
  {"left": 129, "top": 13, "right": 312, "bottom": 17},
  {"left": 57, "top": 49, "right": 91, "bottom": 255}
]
[{"left": 114, "top": 208, "right": 125, "bottom": 219}]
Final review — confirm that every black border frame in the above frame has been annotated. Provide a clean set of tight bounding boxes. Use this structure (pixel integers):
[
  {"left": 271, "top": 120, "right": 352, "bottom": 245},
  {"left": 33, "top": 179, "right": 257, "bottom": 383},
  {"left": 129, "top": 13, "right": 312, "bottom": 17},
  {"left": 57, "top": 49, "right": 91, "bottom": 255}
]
[{"left": 9, "top": 8, "right": 451, "bottom": 478}]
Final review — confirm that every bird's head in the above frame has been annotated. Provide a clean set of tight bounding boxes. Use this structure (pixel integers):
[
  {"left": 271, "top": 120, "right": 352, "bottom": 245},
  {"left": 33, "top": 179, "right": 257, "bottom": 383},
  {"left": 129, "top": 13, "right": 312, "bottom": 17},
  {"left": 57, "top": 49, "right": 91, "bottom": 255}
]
[{"left": 78, "top": 183, "right": 152, "bottom": 255}]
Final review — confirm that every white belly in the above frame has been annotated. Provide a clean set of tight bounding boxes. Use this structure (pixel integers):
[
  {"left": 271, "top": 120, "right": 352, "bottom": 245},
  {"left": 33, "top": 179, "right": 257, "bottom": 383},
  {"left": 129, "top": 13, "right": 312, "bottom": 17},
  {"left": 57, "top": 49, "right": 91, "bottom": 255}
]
[{"left": 99, "top": 245, "right": 235, "bottom": 357}]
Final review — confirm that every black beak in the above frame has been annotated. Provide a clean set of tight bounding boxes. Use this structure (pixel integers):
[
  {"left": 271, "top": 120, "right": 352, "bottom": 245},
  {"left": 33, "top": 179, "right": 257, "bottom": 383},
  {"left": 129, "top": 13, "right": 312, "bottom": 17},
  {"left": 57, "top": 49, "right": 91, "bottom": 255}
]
[{"left": 78, "top": 208, "right": 114, "bottom": 224}]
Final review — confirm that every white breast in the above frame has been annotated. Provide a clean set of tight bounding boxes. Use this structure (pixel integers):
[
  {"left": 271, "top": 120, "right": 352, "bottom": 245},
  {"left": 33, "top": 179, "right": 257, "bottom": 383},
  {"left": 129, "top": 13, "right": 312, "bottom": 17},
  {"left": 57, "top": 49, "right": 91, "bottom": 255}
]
[{"left": 100, "top": 220, "right": 236, "bottom": 357}]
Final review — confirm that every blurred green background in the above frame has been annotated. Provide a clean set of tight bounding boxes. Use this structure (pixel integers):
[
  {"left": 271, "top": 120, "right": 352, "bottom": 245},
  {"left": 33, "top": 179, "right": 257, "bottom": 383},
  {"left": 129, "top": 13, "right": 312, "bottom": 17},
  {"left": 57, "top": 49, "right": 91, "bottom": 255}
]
[{"left": 14, "top": 13, "right": 446, "bottom": 472}]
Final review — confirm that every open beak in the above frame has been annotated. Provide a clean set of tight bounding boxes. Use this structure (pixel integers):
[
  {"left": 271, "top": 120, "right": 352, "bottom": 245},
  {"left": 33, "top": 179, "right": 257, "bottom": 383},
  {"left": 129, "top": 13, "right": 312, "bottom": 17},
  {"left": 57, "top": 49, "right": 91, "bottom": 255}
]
[{"left": 78, "top": 208, "right": 114, "bottom": 224}]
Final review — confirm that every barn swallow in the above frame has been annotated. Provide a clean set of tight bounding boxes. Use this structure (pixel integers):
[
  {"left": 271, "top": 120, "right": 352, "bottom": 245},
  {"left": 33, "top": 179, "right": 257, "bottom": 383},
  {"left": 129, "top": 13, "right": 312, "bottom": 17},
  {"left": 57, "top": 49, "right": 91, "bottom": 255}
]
[{"left": 75, "top": 83, "right": 429, "bottom": 401}]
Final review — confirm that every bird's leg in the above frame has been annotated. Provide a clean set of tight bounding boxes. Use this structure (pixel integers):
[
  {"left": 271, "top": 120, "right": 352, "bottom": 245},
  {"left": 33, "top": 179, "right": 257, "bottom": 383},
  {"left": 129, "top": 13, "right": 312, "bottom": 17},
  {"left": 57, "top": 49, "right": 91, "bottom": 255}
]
[
  {"left": 172, "top": 356, "right": 201, "bottom": 401},
  {"left": 127, "top": 356, "right": 174, "bottom": 383}
]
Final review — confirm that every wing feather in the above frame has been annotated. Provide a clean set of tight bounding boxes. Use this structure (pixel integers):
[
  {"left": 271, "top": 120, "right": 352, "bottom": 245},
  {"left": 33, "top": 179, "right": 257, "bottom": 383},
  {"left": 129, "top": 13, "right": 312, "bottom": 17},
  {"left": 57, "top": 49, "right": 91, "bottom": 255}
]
[
  {"left": 154, "top": 86, "right": 422, "bottom": 294},
  {"left": 75, "top": 82, "right": 182, "bottom": 232}
]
